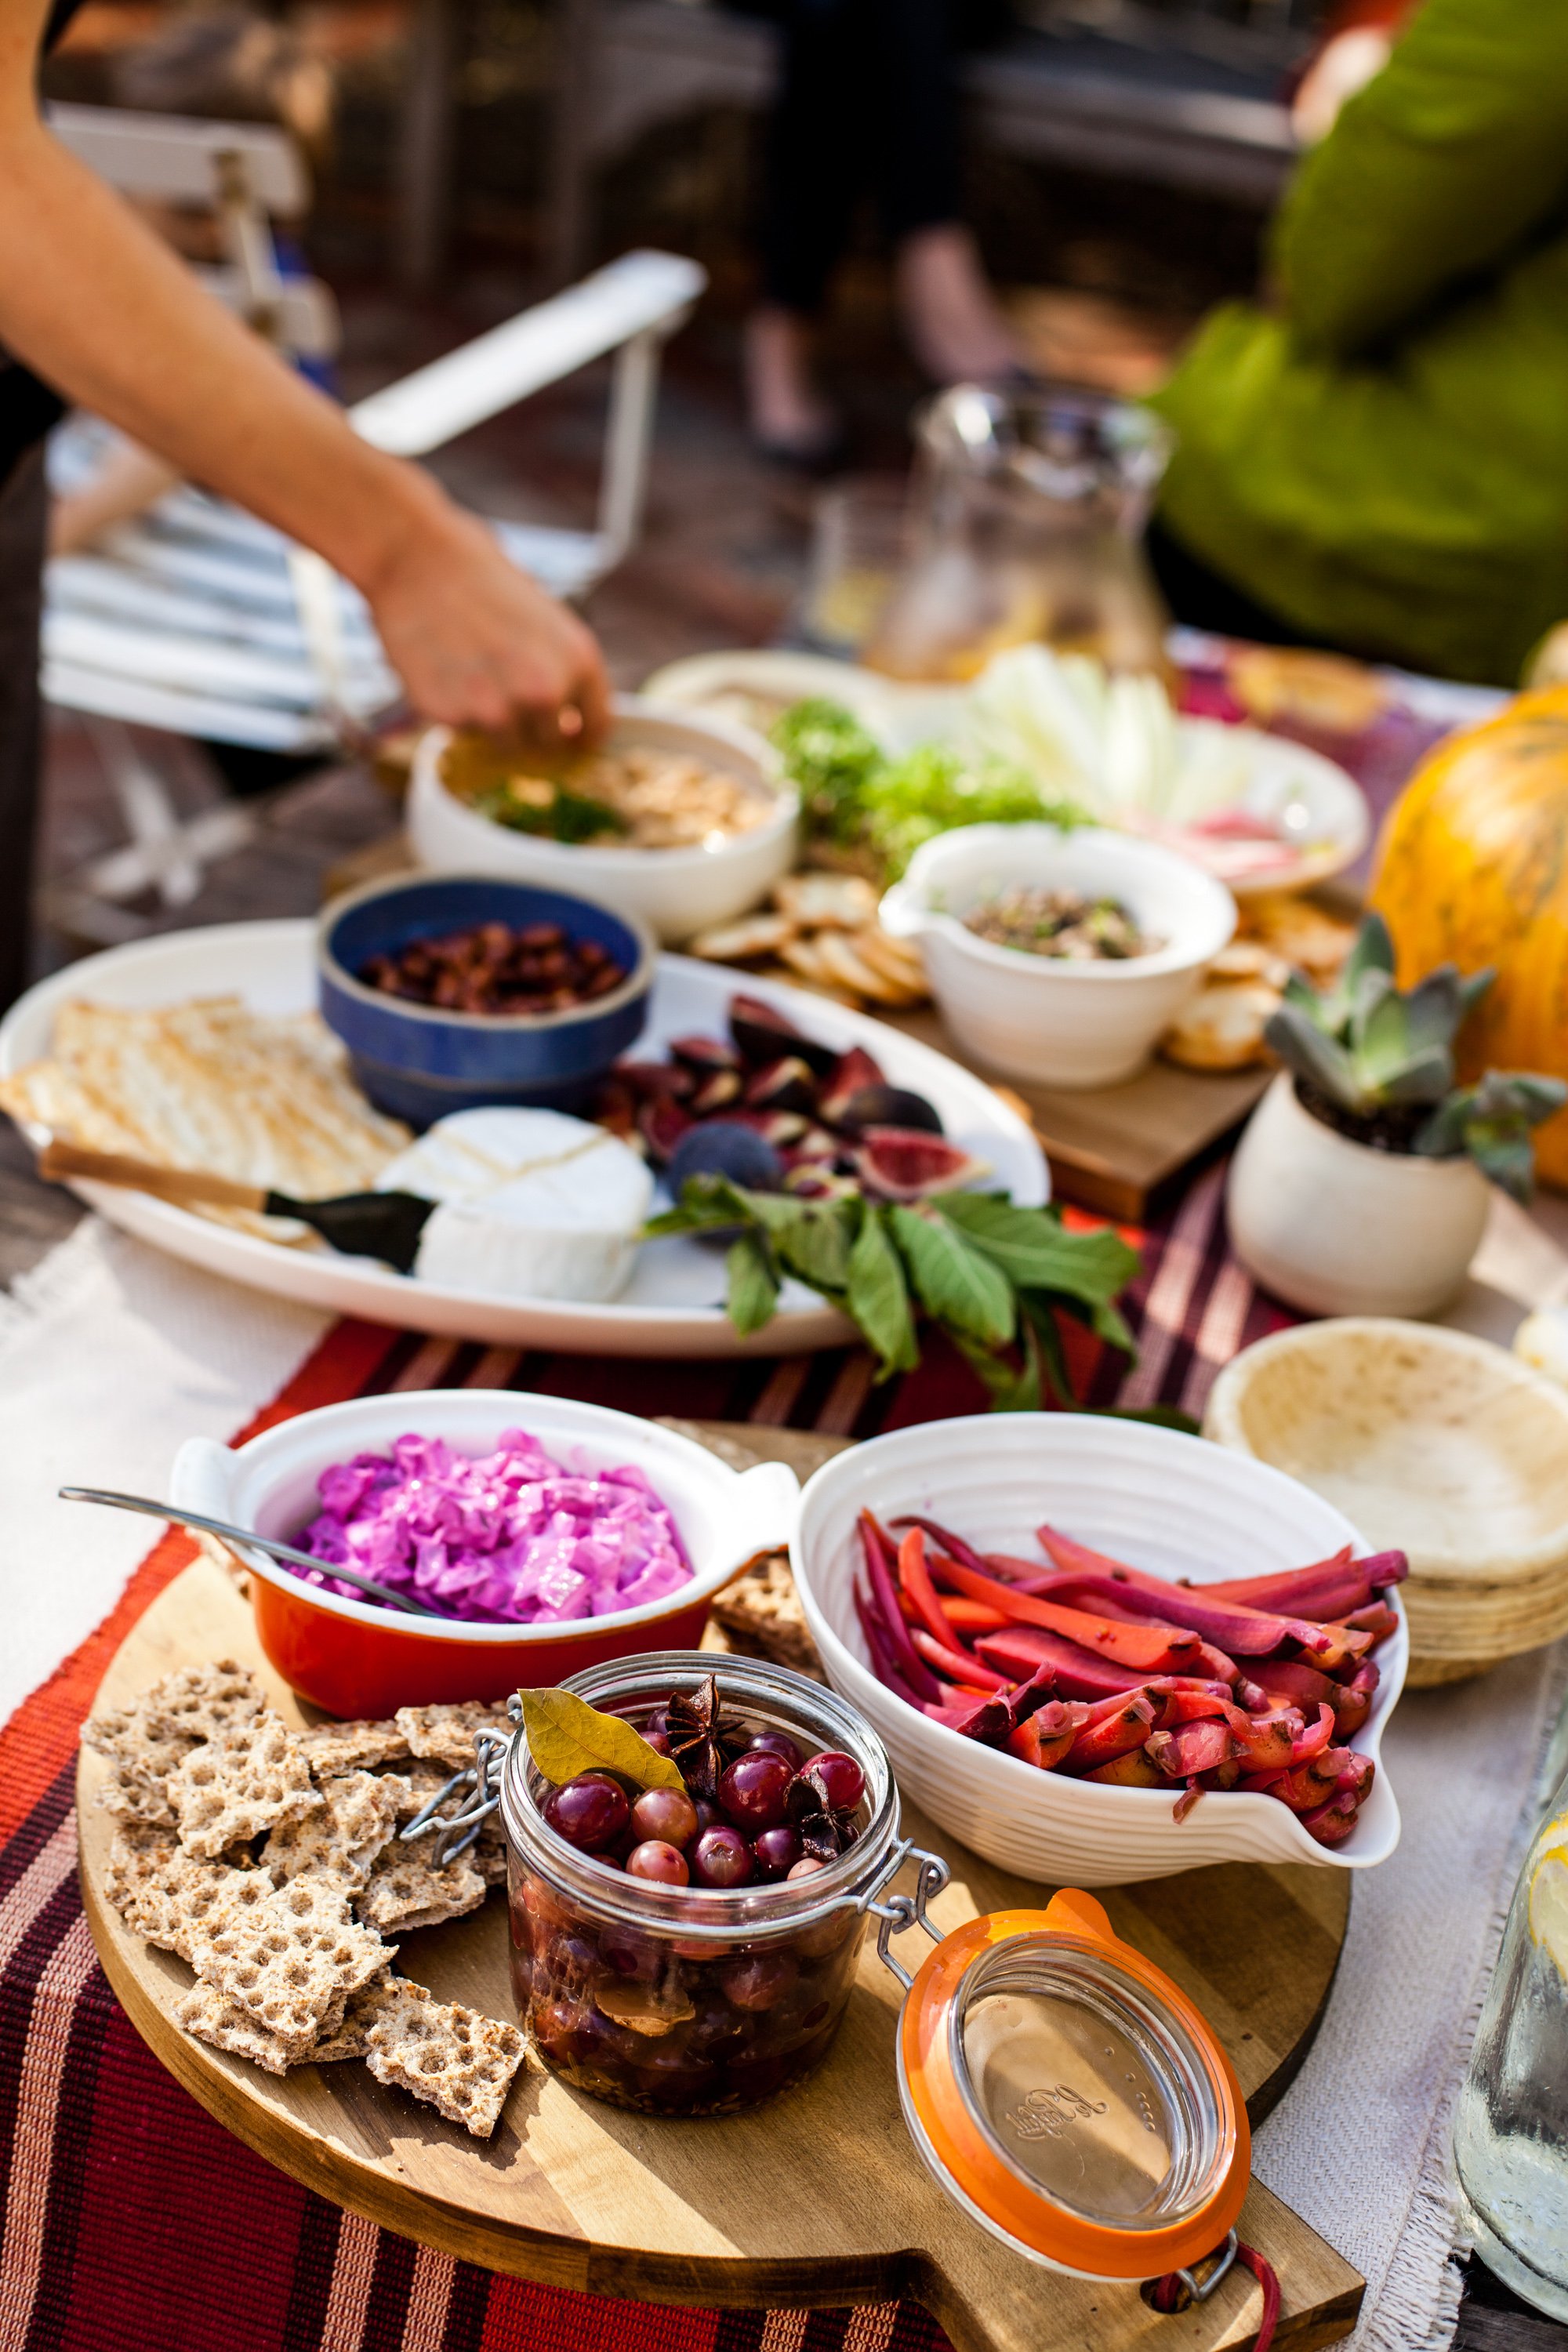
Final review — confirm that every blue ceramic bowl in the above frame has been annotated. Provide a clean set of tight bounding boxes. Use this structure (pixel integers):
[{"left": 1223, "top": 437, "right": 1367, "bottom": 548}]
[{"left": 318, "top": 873, "right": 655, "bottom": 1128}]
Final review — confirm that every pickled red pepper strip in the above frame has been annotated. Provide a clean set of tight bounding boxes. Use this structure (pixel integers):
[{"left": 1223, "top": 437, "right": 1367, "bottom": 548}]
[
  {"left": 931, "top": 1555, "right": 1204, "bottom": 1671},
  {"left": 853, "top": 1584, "right": 928, "bottom": 1710},
  {"left": 896, "top": 1526, "right": 967, "bottom": 1653},
  {"left": 910, "top": 1628, "right": 1009, "bottom": 1690},
  {"left": 858, "top": 1514, "right": 944, "bottom": 1702},
  {"left": 1033, "top": 1530, "right": 1371, "bottom": 1666}
]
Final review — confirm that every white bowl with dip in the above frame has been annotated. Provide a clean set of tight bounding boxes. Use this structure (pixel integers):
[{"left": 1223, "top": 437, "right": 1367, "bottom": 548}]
[
  {"left": 408, "top": 697, "right": 800, "bottom": 946},
  {"left": 880, "top": 822, "right": 1236, "bottom": 1089}
]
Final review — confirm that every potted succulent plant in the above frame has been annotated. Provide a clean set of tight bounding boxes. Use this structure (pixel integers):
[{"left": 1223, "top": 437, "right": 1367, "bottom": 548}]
[{"left": 1227, "top": 914, "right": 1566, "bottom": 1317}]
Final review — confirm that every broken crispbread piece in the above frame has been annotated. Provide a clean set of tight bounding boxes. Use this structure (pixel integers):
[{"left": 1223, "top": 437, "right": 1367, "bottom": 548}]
[
  {"left": 364, "top": 1977, "right": 524, "bottom": 2138},
  {"left": 261, "top": 1769, "right": 400, "bottom": 1889},
  {"left": 139, "top": 1660, "right": 267, "bottom": 1745},
  {"left": 169, "top": 1712, "right": 321, "bottom": 1858},
  {"left": 357, "top": 1846, "right": 487, "bottom": 1935},
  {"left": 310, "top": 1974, "right": 395, "bottom": 2063},
  {"left": 103, "top": 1824, "right": 275, "bottom": 1962},
  {"left": 296, "top": 1719, "right": 412, "bottom": 1777},
  {"left": 394, "top": 1702, "right": 511, "bottom": 1773},
  {"left": 175, "top": 1983, "right": 300, "bottom": 2077},
  {"left": 82, "top": 1695, "right": 199, "bottom": 1827},
  {"left": 191, "top": 1873, "right": 390, "bottom": 2053}
]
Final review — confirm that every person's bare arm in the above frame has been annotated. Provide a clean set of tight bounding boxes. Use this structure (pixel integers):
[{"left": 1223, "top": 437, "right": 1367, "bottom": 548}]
[{"left": 0, "top": 0, "right": 608, "bottom": 738}]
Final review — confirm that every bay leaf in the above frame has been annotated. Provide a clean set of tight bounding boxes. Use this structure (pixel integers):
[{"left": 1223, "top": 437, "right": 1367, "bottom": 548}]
[{"left": 517, "top": 1686, "right": 687, "bottom": 1791}]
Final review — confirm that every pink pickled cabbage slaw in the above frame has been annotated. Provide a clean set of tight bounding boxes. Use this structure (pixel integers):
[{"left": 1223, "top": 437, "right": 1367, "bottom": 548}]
[{"left": 296, "top": 1430, "right": 692, "bottom": 1624}]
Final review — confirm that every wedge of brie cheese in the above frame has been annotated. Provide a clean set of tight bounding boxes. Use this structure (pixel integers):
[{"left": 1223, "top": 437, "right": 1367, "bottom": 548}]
[{"left": 378, "top": 1107, "right": 652, "bottom": 1302}]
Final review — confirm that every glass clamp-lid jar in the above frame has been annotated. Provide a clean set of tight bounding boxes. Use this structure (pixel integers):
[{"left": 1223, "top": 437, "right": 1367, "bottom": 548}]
[{"left": 430, "top": 1652, "right": 1258, "bottom": 2307}]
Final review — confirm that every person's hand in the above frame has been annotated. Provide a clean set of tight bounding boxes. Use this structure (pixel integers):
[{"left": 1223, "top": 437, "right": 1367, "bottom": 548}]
[{"left": 361, "top": 492, "right": 611, "bottom": 746}]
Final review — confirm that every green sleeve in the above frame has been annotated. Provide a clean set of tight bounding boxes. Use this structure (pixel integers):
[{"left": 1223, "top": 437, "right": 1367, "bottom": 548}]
[{"left": 1275, "top": 0, "right": 1568, "bottom": 359}]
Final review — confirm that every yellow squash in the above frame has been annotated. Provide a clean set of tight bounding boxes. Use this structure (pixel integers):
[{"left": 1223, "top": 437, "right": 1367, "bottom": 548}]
[{"left": 1370, "top": 685, "right": 1568, "bottom": 1189}]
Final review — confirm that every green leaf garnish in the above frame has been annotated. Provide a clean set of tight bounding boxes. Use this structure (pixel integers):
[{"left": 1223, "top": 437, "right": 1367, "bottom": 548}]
[
  {"left": 517, "top": 1688, "right": 687, "bottom": 1792},
  {"left": 846, "top": 1203, "right": 920, "bottom": 1375}
]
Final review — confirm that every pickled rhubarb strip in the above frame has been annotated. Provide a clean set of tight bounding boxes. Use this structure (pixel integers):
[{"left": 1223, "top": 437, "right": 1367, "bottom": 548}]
[
  {"left": 933, "top": 1555, "right": 1202, "bottom": 1670},
  {"left": 858, "top": 1514, "right": 944, "bottom": 1702},
  {"left": 896, "top": 1526, "right": 966, "bottom": 1653},
  {"left": 910, "top": 1627, "right": 1008, "bottom": 1690},
  {"left": 1062, "top": 1695, "right": 1156, "bottom": 1772},
  {"left": 1033, "top": 1533, "right": 1370, "bottom": 1665}
]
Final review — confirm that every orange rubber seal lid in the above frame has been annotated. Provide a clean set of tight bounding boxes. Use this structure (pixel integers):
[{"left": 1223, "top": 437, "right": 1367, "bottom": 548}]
[{"left": 898, "top": 1889, "right": 1249, "bottom": 2281}]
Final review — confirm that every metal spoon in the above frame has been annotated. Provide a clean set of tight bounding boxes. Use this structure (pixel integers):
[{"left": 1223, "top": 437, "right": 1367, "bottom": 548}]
[{"left": 58, "top": 1486, "right": 457, "bottom": 1620}]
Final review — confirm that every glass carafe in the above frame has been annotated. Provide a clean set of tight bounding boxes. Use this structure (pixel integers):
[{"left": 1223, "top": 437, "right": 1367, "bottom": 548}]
[
  {"left": 863, "top": 383, "right": 1174, "bottom": 684},
  {"left": 1453, "top": 1763, "right": 1568, "bottom": 2320}
]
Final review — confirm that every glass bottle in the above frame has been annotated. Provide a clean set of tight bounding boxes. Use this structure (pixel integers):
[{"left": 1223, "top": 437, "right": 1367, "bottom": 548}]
[
  {"left": 1453, "top": 1758, "right": 1568, "bottom": 2320},
  {"left": 863, "top": 383, "right": 1174, "bottom": 686}
]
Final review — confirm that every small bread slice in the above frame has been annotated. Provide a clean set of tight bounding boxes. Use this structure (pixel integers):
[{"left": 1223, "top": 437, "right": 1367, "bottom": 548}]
[{"left": 1161, "top": 981, "right": 1279, "bottom": 1073}]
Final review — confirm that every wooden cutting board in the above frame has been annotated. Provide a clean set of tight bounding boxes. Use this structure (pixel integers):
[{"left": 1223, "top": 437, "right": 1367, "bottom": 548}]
[
  {"left": 78, "top": 1554, "right": 1362, "bottom": 2352},
  {"left": 881, "top": 1006, "right": 1269, "bottom": 1224}
]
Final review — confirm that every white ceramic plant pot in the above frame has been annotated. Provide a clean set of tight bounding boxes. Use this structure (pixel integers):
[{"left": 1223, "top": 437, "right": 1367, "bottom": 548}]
[{"left": 1227, "top": 1073, "right": 1491, "bottom": 1319}]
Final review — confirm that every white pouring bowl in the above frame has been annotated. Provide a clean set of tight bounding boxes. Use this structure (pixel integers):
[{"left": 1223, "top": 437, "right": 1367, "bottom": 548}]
[
  {"left": 790, "top": 1412, "right": 1403, "bottom": 1886},
  {"left": 408, "top": 697, "right": 798, "bottom": 946},
  {"left": 880, "top": 824, "right": 1236, "bottom": 1089}
]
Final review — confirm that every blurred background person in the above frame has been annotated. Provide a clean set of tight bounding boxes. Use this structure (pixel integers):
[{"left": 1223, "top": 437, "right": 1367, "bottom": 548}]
[
  {"left": 731, "top": 0, "right": 1022, "bottom": 463},
  {"left": 1145, "top": 0, "right": 1568, "bottom": 686}
]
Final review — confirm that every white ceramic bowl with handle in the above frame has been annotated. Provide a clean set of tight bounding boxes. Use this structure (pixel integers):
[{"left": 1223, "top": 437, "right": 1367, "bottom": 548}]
[
  {"left": 172, "top": 1388, "right": 800, "bottom": 1718},
  {"left": 408, "top": 697, "right": 798, "bottom": 946},
  {"left": 880, "top": 823, "right": 1236, "bottom": 1088},
  {"left": 790, "top": 1411, "right": 1403, "bottom": 1886}
]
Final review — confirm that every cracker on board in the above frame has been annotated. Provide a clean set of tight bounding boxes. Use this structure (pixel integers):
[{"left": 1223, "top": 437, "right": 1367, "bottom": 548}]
[
  {"left": 169, "top": 1714, "right": 321, "bottom": 1858},
  {"left": 140, "top": 1660, "right": 267, "bottom": 1746},
  {"left": 357, "top": 1846, "right": 488, "bottom": 1935},
  {"left": 175, "top": 1983, "right": 303, "bottom": 2078},
  {"left": 311, "top": 1975, "right": 395, "bottom": 2063},
  {"left": 381, "top": 1759, "right": 466, "bottom": 1822},
  {"left": 296, "top": 1719, "right": 413, "bottom": 1777},
  {"left": 709, "top": 1552, "right": 823, "bottom": 1679},
  {"left": 82, "top": 1688, "right": 202, "bottom": 1826},
  {"left": 686, "top": 913, "right": 795, "bottom": 964},
  {"left": 363, "top": 1978, "right": 524, "bottom": 2140},
  {"left": 1161, "top": 981, "right": 1279, "bottom": 1073},
  {"left": 394, "top": 1702, "right": 511, "bottom": 1773},
  {"left": 191, "top": 1872, "right": 390, "bottom": 2053},
  {"left": 261, "top": 1769, "right": 401, "bottom": 1889},
  {"left": 103, "top": 1824, "right": 276, "bottom": 1962},
  {"left": 773, "top": 873, "right": 879, "bottom": 931}
]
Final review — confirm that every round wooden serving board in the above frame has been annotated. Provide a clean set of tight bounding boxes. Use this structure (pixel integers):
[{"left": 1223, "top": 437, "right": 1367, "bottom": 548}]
[{"left": 79, "top": 1555, "right": 1363, "bottom": 2352}]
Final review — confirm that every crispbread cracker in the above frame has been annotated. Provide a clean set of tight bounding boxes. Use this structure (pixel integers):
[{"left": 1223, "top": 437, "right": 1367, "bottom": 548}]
[
  {"left": 262, "top": 1769, "right": 400, "bottom": 1889},
  {"left": 364, "top": 1978, "right": 524, "bottom": 2138},
  {"left": 103, "top": 1824, "right": 274, "bottom": 1962},
  {"left": 169, "top": 1713, "right": 321, "bottom": 1857},
  {"left": 357, "top": 1846, "right": 487, "bottom": 1935},
  {"left": 381, "top": 1759, "right": 465, "bottom": 1822},
  {"left": 394, "top": 1703, "right": 510, "bottom": 1772},
  {"left": 297, "top": 1719, "right": 412, "bottom": 1777},
  {"left": 311, "top": 1975, "right": 395, "bottom": 2063},
  {"left": 709, "top": 1550, "right": 822, "bottom": 1677},
  {"left": 175, "top": 1983, "right": 301, "bottom": 2076},
  {"left": 140, "top": 1660, "right": 266, "bottom": 1745},
  {"left": 192, "top": 1873, "right": 390, "bottom": 2052},
  {"left": 0, "top": 995, "right": 408, "bottom": 1245}
]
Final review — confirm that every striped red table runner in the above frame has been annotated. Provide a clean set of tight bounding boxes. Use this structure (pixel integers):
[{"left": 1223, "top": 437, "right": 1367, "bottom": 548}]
[{"left": 0, "top": 1168, "right": 1290, "bottom": 2352}]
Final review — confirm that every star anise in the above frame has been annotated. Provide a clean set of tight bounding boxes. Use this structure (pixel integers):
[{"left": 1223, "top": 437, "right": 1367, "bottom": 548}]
[
  {"left": 786, "top": 1762, "right": 855, "bottom": 1861},
  {"left": 664, "top": 1674, "right": 750, "bottom": 1799}
]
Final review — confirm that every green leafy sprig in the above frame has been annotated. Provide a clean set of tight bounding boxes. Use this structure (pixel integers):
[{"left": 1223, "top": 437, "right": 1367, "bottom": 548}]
[{"left": 645, "top": 1177, "right": 1142, "bottom": 1410}]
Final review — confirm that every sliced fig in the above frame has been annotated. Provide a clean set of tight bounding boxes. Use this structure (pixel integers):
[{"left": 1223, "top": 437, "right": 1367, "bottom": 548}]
[
  {"left": 833, "top": 1084, "right": 944, "bottom": 1138},
  {"left": 666, "top": 1120, "right": 784, "bottom": 1194},
  {"left": 783, "top": 1166, "right": 861, "bottom": 1201},
  {"left": 731, "top": 1109, "right": 808, "bottom": 1149},
  {"left": 783, "top": 1124, "right": 843, "bottom": 1167},
  {"left": 744, "top": 1055, "right": 819, "bottom": 1116},
  {"left": 593, "top": 1074, "right": 640, "bottom": 1140},
  {"left": 638, "top": 1097, "right": 694, "bottom": 1164},
  {"left": 817, "top": 1047, "right": 887, "bottom": 1126},
  {"left": 669, "top": 1034, "right": 740, "bottom": 1077},
  {"left": 617, "top": 1060, "right": 695, "bottom": 1102},
  {"left": 688, "top": 1068, "right": 743, "bottom": 1116},
  {"left": 728, "top": 993, "right": 837, "bottom": 1079},
  {"left": 855, "top": 1126, "right": 989, "bottom": 1202}
]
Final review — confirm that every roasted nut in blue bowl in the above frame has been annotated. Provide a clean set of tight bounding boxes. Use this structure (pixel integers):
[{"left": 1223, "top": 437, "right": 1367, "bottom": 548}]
[{"left": 318, "top": 873, "right": 655, "bottom": 1127}]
